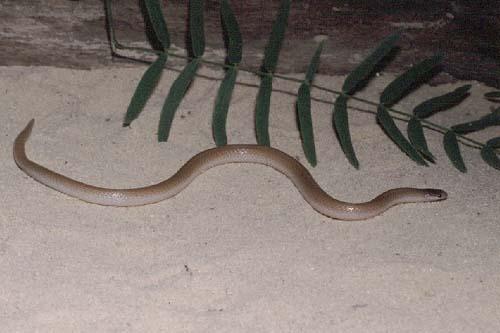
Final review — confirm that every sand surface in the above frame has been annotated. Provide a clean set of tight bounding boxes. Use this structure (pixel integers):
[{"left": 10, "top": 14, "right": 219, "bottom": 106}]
[{"left": 1, "top": 65, "right": 499, "bottom": 332}]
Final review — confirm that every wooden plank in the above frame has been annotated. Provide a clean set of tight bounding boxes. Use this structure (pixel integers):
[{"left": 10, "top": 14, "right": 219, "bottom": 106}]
[{"left": 0, "top": 0, "right": 498, "bottom": 87}]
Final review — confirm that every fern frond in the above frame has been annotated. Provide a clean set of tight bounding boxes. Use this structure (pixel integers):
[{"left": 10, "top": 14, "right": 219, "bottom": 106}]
[
  {"left": 452, "top": 107, "right": 500, "bottom": 134},
  {"left": 124, "top": 53, "right": 167, "bottom": 126},
  {"left": 376, "top": 55, "right": 444, "bottom": 165},
  {"left": 104, "top": 0, "right": 498, "bottom": 172},
  {"left": 262, "top": 0, "right": 290, "bottom": 73},
  {"left": 380, "top": 55, "right": 442, "bottom": 107},
  {"left": 305, "top": 41, "right": 324, "bottom": 84},
  {"left": 211, "top": 0, "right": 242, "bottom": 146},
  {"left": 342, "top": 33, "right": 399, "bottom": 95},
  {"left": 221, "top": 0, "right": 242, "bottom": 64},
  {"left": 481, "top": 137, "right": 500, "bottom": 170},
  {"left": 296, "top": 42, "right": 324, "bottom": 166},
  {"left": 407, "top": 117, "right": 435, "bottom": 162},
  {"left": 335, "top": 33, "right": 400, "bottom": 168},
  {"left": 255, "top": 0, "right": 290, "bottom": 146},
  {"left": 158, "top": 59, "right": 200, "bottom": 142},
  {"left": 443, "top": 130, "right": 467, "bottom": 172},
  {"left": 481, "top": 145, "right": 500, "bottom": 170},
  {"left": 297, "top": 83, "right": 316, "bottom": 166},
  {"left": 377, "top": 106, "right": 427, "bottom": 165},
  {"left": 413, "top": 85, "right": 471, "bottom": 118},
  {"left": 404, "top": 84, "right": 471, "bottom": 162},
  {"left": 255, "top": 75, "right": 273, "bottom": 146},
  {"left": 144, "top": 0, "right": 170, "bottom": 50},
  {"left": 213, "top": 66, "right": 238, "bottom": 146},
  {"left": 189, "top": 0, "right": 205, "bottom": 58},
  {"left": 333, "top": 95, "right": 359, "bottom": 168}
]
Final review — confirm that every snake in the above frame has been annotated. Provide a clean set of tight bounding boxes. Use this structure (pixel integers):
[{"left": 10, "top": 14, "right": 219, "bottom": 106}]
[{"left": 13, "top": 119, "right": 447, "bottom": 220}]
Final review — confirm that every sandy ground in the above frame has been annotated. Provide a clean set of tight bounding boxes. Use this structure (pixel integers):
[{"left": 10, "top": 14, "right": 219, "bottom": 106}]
[{"left": 1, "top": 65, "right": 499, "bottom": 332}]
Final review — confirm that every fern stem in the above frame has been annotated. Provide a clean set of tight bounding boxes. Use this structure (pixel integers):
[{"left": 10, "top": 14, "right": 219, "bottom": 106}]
[{"left": 104, "top": 0, "right": 487, "bottom": 151}]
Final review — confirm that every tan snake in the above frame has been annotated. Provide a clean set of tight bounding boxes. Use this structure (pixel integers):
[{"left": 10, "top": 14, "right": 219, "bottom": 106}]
[{"left": 13, "top": 119, "right": 447, "bottom": 220}]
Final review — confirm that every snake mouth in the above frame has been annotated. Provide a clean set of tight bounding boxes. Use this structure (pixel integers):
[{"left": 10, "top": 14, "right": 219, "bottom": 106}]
[{"left": 424, "top": 189, "right": 448, "bottom": 201}]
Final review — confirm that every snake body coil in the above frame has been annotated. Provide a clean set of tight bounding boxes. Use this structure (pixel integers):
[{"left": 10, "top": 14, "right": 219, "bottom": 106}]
[{"left": 13, "top": 120, "right": 447, "bottom": 220}]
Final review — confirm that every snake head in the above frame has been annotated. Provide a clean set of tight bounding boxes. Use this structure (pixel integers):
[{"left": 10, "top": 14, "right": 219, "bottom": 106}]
[{"left": 423, "top": 188, "right": 448, "bottom": 202}]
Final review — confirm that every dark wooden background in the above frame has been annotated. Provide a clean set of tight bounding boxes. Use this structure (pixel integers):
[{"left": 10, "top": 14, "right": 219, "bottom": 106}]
[{"left": 1, "top": 0, "right": 498, "bottom": 87}]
